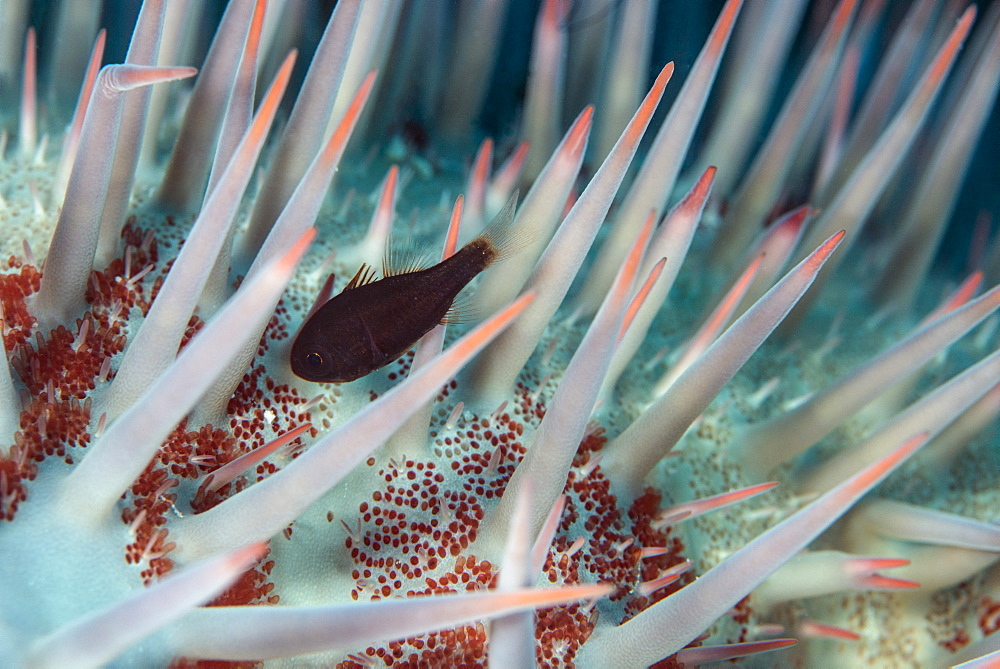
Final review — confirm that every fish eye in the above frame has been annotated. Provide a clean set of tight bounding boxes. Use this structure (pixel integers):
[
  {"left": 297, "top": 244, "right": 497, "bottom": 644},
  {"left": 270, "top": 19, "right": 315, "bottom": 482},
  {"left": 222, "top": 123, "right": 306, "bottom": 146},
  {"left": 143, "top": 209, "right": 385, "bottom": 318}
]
[{"left": 302, "top": 350, "right": 326, "bottom": 372}]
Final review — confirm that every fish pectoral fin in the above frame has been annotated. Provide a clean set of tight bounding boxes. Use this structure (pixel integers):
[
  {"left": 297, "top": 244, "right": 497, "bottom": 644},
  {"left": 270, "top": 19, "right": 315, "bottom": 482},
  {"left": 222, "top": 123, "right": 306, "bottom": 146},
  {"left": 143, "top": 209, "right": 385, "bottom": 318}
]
[
  {"left": 343, "top": 263, "right": 379, "bottom": 291},
  {"left": 356, "top": 314, "right": 387, "bottom": 362}
]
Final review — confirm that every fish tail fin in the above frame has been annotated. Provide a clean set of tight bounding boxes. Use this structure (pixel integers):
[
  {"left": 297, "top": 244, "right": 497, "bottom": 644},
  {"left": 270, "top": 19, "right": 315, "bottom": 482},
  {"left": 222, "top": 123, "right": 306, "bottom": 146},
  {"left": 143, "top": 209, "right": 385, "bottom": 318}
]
[{"left": 474, "top": 190, "right": 528, "bottom": 266}]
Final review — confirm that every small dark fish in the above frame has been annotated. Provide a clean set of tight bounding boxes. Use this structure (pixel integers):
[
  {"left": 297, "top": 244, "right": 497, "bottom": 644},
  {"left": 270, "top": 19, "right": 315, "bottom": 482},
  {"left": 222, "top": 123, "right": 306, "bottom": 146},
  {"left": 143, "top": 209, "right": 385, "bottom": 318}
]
[{"left": 290, "top": 195, "right": 518, "bottom": 383}]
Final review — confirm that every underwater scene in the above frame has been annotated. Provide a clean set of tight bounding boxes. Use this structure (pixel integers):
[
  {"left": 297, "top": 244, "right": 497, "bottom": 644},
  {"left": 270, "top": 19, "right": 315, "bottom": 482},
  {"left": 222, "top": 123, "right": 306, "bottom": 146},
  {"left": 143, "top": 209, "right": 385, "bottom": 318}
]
[{"left": 0, "top": 0, "right": 998, "bottom": 666}]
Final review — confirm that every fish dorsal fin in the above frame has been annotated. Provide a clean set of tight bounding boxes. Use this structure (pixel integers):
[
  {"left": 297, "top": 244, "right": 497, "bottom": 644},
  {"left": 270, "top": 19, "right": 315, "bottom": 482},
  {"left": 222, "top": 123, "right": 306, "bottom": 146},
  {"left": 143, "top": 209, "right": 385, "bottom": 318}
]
[
  {"left": 383, "top": 236, "right": 432, "bottom": 277},
  {"left": 343, "top": 264, "right": 379, "bottom": 292}
]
